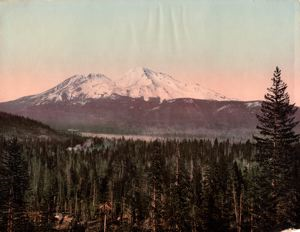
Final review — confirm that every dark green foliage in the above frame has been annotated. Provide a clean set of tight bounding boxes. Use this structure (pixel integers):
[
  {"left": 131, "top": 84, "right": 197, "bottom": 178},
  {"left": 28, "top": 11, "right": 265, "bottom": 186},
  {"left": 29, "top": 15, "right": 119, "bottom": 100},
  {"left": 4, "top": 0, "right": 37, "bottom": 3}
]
[
  {"left": 148, "top": 142, "right": 166, "bottom": 231},
  {"left": 0, "top": 138, "right": 31, "bottom": 231},
  {"left": 0, "top": 131, "right": 299, "bottom": 231},
  {"left": 254, "top": 66, "right": 300, "bottom": 230},
  {"left": 166, "top": 146, "right": 193, "bottom": 232},
  {"left": 0, "top": 111, "right": 59, "bottom": 139}
]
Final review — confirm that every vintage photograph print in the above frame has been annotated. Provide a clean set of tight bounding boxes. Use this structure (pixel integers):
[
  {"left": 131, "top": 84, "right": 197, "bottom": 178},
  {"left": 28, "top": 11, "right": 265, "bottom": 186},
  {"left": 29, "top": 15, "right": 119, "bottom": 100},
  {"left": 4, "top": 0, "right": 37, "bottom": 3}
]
[{"left": 0, "top": 0, "right": 299, "bottom": 231}]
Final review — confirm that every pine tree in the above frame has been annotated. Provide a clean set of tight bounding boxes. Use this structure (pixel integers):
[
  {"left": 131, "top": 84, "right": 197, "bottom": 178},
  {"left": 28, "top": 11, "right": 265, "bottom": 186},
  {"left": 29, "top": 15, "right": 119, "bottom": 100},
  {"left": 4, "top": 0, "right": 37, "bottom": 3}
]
[
  {"left": 167, "top": 146, "right": 192, "bottom": 231},
  {"left": 148, "top": 143, "right": 165, "bottom": 231},
  {"left": 231, "top": 162, "right": 245, "bottom": 232},
  {"left": 254, "top": 66, "right": 299, "bottom": 229},
  {"left": 0, "top": 138, "right": 31, "bottom": 231}
]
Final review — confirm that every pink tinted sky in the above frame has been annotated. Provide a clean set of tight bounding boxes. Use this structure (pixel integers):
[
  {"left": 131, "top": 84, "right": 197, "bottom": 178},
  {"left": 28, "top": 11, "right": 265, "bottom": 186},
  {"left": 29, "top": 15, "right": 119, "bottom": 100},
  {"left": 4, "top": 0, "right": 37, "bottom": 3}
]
[{"left": 0, "top": 0, "right": 299, "bottom": 105}]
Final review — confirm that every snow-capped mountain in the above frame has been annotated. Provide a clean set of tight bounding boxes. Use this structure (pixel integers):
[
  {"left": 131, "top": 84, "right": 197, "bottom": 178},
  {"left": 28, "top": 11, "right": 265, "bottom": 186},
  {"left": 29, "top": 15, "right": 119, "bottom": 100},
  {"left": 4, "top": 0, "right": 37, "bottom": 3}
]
[
  {"left": 24, "top": 73, "right": 116, "bottom": 105},
  {"left": 118, "top": 67, "right": 228, "bottom": 101},
  {"left": 12, "top": 67, "right": 230, "bottom": 105},
  {"left": 2, "top": 69, "right": 298, "bottom": 137}
]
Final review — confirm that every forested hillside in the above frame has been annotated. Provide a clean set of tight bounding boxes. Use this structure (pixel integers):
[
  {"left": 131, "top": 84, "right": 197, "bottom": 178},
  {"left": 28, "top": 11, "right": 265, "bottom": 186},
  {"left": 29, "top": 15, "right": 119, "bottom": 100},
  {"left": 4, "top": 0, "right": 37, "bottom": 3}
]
[
  {"left": 0, "top": 111, "right": 61, "bottom": 139},
  {"left": 0, "top": 137, "right": 299, "bottom": 231}
]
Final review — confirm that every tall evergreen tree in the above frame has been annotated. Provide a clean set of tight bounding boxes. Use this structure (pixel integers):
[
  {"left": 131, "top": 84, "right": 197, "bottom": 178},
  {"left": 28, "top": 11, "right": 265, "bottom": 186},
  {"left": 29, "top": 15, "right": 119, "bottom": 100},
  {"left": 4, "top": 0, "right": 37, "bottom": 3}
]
[
  {"left": 167, "top": 146, "right": 192, "bottom": 231},
  {"left": 0, "top": 138, "right": 31, "bottom": 231},
  {"left": 254, "top": 66, "right": 299, "bottom": 229},
  {"left": 231, "top": 162, "right": 245, "bottom": 232},
  {"left": 148, "top": 143, "right": 165, "bottom": 231}
]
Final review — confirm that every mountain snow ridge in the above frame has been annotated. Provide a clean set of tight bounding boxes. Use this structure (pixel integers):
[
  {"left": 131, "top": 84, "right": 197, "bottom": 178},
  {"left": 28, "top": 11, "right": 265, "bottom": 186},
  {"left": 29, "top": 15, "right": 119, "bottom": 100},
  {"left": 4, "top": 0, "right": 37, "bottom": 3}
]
[
  {"left": 17, "top": 67, "right": 231, "bottom": 105},
  {"left": 29, "top": 73, "right": 116, "bottom": 105}
]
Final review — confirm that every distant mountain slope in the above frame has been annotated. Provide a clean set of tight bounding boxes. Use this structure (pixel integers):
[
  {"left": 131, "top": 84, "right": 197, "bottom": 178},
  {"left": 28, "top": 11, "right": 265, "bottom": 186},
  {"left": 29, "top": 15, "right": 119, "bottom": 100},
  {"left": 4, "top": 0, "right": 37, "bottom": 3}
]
[
  {"left": 117, "top": 67, "right": 228, "bottom": 101},
  {"left": 0, "top": 111, "right": 60, "bottom": 139},
  {"left": 1, "top": 68, "right": 299, "bottom": 138},
  {"left": 13, "top": 73, "right": 116, "bottom": 105},
  {"left": 0, "top": 97, "right": 279, "bottom": 138},
  {"left": 6, "top": 67, "right": 230, "bottom": 106},
  {"left": 1, "top": 96, "right": 299, "bottom": 138}
]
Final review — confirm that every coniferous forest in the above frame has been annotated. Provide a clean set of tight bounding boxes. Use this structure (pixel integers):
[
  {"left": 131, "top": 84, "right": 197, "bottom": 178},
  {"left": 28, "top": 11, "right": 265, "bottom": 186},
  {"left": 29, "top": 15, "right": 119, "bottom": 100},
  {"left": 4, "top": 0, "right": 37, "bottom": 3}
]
[{"left": 0, "top": 67, "right": 299, "bottom": 232}]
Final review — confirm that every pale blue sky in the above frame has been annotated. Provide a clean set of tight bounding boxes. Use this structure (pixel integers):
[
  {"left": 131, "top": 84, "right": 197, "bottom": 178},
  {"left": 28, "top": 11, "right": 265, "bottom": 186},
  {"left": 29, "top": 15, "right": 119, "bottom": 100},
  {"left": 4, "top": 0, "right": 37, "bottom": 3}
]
[{"left": 0, "top": 0, "right": 299, "bottom": 104}]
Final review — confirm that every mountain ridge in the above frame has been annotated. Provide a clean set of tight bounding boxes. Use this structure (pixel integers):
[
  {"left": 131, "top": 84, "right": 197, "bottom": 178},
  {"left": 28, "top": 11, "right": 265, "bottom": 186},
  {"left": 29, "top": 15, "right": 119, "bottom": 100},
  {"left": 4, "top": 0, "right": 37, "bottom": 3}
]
[
  {"left": 3, "top": 68, "right": 298, "bottom": 138},
  {"left": 0, "top": 95, "right": 299, "bottom": 138},
  {"left": 0, "top": 111, "right": 62, "bottom": 139},
  {"left": 8, "top": 67, "right": 231, "bottom": 106}
]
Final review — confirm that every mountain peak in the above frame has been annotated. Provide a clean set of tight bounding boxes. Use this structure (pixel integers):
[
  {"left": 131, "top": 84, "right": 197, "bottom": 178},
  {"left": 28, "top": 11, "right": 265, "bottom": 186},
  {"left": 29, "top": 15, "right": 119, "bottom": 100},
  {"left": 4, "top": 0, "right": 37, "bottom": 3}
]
[
  {"left": 117, "top": 67, "right": 228, "bottom": 101},
  {"left": 67, "top": 73, "right": 109, "bottom": 82},
  {"left": 29, "top": 73, "right": 115, "bottom": 105},
  {"left": 12, "top": 68, "right": 231, "bottom": 105},
  {"left": 86, "top": 73, "right": 108, "bottom": 79},
  {"left": 125, "top": 67, "right": 156, "bottom": 78}
]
